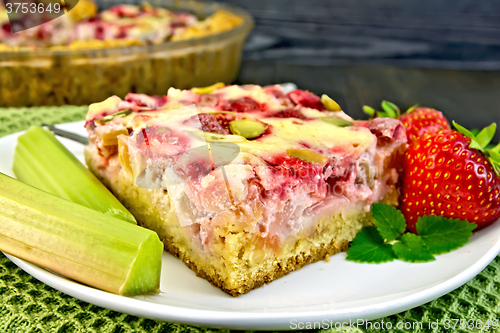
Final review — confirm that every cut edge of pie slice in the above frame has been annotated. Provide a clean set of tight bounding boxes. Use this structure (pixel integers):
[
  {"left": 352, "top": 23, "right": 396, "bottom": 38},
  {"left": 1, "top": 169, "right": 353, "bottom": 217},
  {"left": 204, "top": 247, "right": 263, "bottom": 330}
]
[{"left": 84, "top": 84, "right": 407, "bottom": 296}]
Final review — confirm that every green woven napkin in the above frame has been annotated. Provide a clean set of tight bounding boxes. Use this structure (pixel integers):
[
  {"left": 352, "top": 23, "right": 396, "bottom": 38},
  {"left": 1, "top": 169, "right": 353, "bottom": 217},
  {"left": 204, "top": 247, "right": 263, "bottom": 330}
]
[{"left": 1, "top": 106, "right": 500, "bottom": 333}]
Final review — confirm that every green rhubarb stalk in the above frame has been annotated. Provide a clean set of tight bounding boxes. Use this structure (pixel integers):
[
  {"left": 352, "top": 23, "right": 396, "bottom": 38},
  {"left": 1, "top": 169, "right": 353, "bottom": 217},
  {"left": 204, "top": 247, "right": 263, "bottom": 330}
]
[
  {"left": 0, "top": 172, "right": 163, "bottom": 296},
  {"left": 13, "top": 126, "right": 136, "bottom": 224}
]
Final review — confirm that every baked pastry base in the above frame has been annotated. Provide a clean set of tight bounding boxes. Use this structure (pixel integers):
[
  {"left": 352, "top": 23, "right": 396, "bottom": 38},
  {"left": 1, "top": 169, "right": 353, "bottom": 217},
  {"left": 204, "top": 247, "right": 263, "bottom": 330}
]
[{"left": 85, "top": 147, "right": 388, "bottom": 296}]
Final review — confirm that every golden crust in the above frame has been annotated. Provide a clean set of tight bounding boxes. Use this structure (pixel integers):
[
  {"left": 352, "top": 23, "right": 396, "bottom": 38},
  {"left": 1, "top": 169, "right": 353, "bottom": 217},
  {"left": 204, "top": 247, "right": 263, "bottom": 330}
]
[{"left": 165, "top": 233, "right": 349, "bottom": 296}]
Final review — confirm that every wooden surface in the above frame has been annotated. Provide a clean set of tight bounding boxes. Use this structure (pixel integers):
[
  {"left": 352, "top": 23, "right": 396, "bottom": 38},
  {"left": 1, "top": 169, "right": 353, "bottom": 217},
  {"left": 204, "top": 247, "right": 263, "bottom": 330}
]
[
  {"left": 237, "top": 60, "right": 500, "bottom": 141},
  {"left": 221, "top": 0, "right": 500, "bottom": 69},
  {"left": 215, "top": 0, "right": 500, "bottom": 140}
]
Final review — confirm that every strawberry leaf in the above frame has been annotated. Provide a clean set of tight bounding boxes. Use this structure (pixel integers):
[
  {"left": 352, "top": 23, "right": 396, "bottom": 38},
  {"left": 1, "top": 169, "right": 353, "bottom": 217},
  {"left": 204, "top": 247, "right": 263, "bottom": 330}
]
[
  {"left": 406, "top": 104, "right": 419, "bottom": 113},
  {"left": 453, "top": 122, "right": 499, "bottom": 175},
  {"left": 486, "top": 149, "right": 500, "bottom": 163},
  {"left": 475, "top": 123, "right": 496, "bottom": 149},
  {"left": 381, "top": 100, "right": 399, "bottom": 118},
  {"left": 492, "top": 142, "right": 500, "bottom": 153},
  {"left": 371, "top": 203, "right": 406, "bottom": 241},
  {"left": 469, "top": 139, "right": 484, "bottom": 151},
  {"left": 486, "top": 149, "right": 500, "bottom": 176},
  {"left": 393, "top": 233, "right": 435, "bottom": 263},
  {"left": 453, "top": 121, "right": 475, "bottom": 139},
  {"left": 471, "top": 128, "right": 481, "bottom": 136},
  {"left": 346, "top": 226, "right": 396, "bottom": 263},
  {"left": 363, "top": 106, "right": 376, "bottom": 117},
  {"left": 416, "top": 215, "right": 476, "bottom": 255},
  {"left": 491, "top": 163, "right": 500, "bottom": 177}
]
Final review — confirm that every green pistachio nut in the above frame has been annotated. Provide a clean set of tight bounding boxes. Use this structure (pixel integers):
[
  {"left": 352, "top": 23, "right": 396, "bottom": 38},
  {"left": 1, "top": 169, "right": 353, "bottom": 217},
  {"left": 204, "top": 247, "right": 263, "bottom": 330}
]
[
  {"left": 100, "top": 109, "right": 132, "bottom": 123},
  {"left": 229, "top": 119, "right": 267, "bottom": 139},
  {"left": 192, "top": 82, "right": 225, "bottom": 94},
  {"left": 321, "top": 117, "right": 353, "bottom": 127},
  {"left": 287, "top": 148, "right": 329, "bottom": 165},
  {"left": 321, "top": 94, "right": 342, "bottom": 112}
]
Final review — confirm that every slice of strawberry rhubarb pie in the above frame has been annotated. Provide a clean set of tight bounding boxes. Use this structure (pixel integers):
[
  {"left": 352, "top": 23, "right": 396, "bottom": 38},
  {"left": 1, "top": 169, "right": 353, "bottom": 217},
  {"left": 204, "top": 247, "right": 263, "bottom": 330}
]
[{"left": 84, "top": 84, "right": 407, "bottom": 296}]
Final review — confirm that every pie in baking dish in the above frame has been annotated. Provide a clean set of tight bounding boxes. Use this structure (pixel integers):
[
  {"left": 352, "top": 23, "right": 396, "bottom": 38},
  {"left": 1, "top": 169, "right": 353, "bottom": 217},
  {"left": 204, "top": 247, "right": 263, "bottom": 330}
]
[{"left": 0, "top": 0, "right": 242, "bottom": 50}]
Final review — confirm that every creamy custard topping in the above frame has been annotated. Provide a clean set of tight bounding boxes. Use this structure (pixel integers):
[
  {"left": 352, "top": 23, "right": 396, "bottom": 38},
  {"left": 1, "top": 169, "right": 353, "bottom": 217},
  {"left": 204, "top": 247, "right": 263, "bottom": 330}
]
[{"left": 86, "top": 84, "right": 407, "bottom": 251}]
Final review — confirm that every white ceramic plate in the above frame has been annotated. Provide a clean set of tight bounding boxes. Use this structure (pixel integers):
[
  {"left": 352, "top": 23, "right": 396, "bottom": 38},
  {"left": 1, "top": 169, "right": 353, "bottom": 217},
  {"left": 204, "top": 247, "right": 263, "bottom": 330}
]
[{"left": 1, "top": 121, "right": 500, "bottom": 330}]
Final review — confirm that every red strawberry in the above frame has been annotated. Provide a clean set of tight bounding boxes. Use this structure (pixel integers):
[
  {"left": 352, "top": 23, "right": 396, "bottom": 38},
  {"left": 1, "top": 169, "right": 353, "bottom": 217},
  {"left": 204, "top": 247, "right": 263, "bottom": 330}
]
[
  {"left": 184, "top": 113, "right": 242, "bottom": 134},
  {"left": 198, "top": 94, "right": 220, "bottom": 107},
  {"left": 271, "top": 108, "right": 308, "bottom": 120},
  {"left": 219, "top": 97, "right": 264, "bottom": 113},
  {"left": 211, "top": 112, "right": 238, "bottom": 130},
  {"left": 124, "top": 93, "right": 167, "bottom": 109},
  {"left": 399, "top": 108, "right": 450, "bottom": 144},
  {"left": 364, "top": 101, "right": 450, "bottom": 145},
  {"left": 190, "top": 114, "right": 231, "bottom": 135},
  {"left": 401, "top": 122, "right": 500, "bottom": 233},
  {"left": 286, "top": 89, "right": 325, "bottom": 110}
]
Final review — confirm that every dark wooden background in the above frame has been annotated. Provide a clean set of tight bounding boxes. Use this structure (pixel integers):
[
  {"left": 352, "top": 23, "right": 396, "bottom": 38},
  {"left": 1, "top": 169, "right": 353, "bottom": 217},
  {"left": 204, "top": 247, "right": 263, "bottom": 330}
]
[{"left": 218, "top": 0, "right": 500, "bottom": 140}]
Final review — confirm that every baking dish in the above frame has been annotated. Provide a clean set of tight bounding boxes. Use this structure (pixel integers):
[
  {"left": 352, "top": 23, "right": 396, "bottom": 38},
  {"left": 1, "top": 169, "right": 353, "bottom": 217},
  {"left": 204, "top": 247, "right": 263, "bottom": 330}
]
[{"left": 0, "top": 0, "right": 253, "bottom": 106}]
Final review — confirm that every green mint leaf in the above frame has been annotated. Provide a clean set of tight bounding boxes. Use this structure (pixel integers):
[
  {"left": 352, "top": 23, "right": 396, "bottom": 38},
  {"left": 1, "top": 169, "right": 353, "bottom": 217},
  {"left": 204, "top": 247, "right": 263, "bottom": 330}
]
[
  {"left": 363, "top": 105, "right": 376, "bottom": 117},
  {"left": 371, "top": 203, "right": 406, "bottom": 241},
  {"left": 393, "top": 233, "right": 435, "bottom": 263},
  {"left": 377, "top": 111, "right": 389, "bottom": 118},
  {"left": 475, "top": 123, "right": 496, "bottom": 149},
  {"left": 416, "top": 215, "right": 477, "bottom": 255},
  {"left": 452, "top": 121, "right": 475, "bottom": 140},
  {"left": 346, "top": 226, "right": 396, "bottom": 263},
  {"left": 381, "top": 100, "right": 399, "bottom": 118}
]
